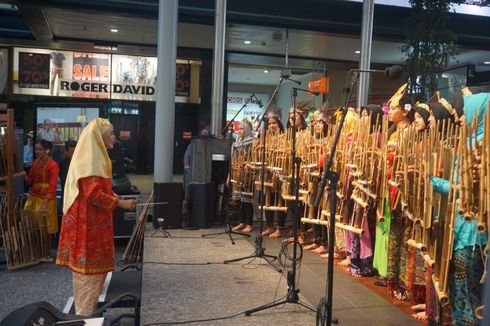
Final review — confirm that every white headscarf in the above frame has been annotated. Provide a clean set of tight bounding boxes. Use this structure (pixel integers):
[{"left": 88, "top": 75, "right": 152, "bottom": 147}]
[{"left": 63, "top": 118, "right": 113, "bottom": 213}]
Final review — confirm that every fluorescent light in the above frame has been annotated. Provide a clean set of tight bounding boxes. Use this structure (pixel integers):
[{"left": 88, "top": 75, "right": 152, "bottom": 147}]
[
  {"left": 110, "top": 28, "right": 119, "bottom": 33},
  {"left": 244, "top": 40, "right": 251, "bottom": 45},
  {"left": 355, "top": 50, "right": 361, "bottom": 54},
  {"left": 264, "top": 70, "right": 269, "bottom": 73},
  {"left": 484, "top": 61, "right": 490, "bottom": 65}
]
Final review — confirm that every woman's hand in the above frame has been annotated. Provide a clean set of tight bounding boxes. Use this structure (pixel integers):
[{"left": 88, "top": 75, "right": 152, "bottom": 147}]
[{"left": 119, "top": 199, "right": 137, "bottom": 210}]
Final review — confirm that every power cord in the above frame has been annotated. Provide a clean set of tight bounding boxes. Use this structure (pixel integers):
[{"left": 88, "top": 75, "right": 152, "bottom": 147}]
[{"left": 277, "top": 239, "right": 303, "bottom": 269}]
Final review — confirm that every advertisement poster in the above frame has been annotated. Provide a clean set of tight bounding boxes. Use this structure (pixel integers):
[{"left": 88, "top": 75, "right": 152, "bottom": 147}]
[
  {"left": 111, "top": 54, "right": 157, "bottom": 101},
  {"left": 69, "top": 52, "right": 110, "bottom": 98},
  {"left": 13, "top": 47, "right": 197, "bottom": 102},
  {"left": 175, "top": 63, "right": 190, "bottom": 97},
  {"left": 13, "top": 47, "right": 111, "bottom": 98},
  {"left": 0, "top": 48, "right": 8, "bottom": 94},
  {"left": 226, "top": 92, "right": 269, "bottom": 131},
  {"left": 18, "top": 52, "right": 50, "bottom": 89}
]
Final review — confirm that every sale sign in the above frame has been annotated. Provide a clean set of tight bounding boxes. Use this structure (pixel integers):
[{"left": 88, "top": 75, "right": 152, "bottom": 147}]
[
  {"left": 18, "top": 52, "right": 50, "bottom": 89},
  {"left": 63, "top": 52, "right": 111, "bottom": 98},
  {"left": 175, "top": 63, "right": 190, "bottom": 97}
]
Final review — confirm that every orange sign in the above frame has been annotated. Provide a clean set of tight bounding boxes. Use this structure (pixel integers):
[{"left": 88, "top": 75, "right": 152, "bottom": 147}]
[{"left": 308, "top": 77, "right": 329, "bottom": 94}]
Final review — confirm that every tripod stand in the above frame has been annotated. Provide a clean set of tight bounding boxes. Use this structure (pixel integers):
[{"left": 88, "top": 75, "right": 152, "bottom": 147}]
[
  {"left": 202, "top": 183, "right": 250, "bottom": 245},
  {"left": 150, "top": 217, "right": 172, "bottom": 238},
  {"left": 313, "top": 72, "right": 361, "bottom": 326},
  {"left": 245, "top": 87, "right": 318, "bottom": 315},
  {"left": 222, "top": 79, "right": 289, "bottom": 272}
]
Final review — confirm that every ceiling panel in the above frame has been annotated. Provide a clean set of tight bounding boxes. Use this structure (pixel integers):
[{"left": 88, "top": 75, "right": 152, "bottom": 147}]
[{"left": 46, "top": 8, "right": 158, "bottom": 45}]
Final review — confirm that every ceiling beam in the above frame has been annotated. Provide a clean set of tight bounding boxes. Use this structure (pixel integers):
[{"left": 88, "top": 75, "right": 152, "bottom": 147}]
[{"left": 17, "top": 3, "right": 53, "bottom": 41}]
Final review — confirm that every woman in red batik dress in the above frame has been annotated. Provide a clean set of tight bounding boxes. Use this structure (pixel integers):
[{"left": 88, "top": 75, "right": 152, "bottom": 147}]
[
  {"left": 24, "top": 139, "right": 60, "bottom": 261},
  {"left": 56, "top": 118, "right": 136, "bottom": 316}
]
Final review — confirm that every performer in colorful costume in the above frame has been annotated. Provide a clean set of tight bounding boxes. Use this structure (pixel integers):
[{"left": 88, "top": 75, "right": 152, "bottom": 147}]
[{"left": 56, "top": 118, "right": 136, "bottom": 316}]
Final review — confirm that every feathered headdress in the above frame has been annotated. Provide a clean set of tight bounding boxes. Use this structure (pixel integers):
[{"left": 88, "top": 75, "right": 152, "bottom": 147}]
[
  {"left": 387, "top": 83, "right": 409, "bottom": 111},
  {"left": 265, "top": 106, "right": 282, "bottom": 121},
  {"left": 289, "top": 100, "right": 311, "bottom": 116}
]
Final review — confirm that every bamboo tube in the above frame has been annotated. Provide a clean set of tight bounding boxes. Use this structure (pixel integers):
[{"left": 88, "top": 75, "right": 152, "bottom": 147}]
[
  {"left": 406, "top": 239, "right": 427, "bottom": 253},
  {"left": 432, "top": 274, "right": 449, "bottom": 306},
  {"left": 421, "top": 253, "right": 435, "bottom": 269}
]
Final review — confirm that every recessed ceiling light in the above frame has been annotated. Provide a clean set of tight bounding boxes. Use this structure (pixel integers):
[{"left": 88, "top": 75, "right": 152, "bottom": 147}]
[
  {"left": 484, "top": 61, "right": 490, "bottom": 65},
  {"left": 110, "top": 28, "right": 119, "bottom": 33},
  {"left": 264, "top": 70, "right": 269, "bottom": 73},
  {"left": 355, "top": 50, "right": 361, "bottom": 54},
  {"left": 244, "top": 40, "right": 251, "bottom": 45}
]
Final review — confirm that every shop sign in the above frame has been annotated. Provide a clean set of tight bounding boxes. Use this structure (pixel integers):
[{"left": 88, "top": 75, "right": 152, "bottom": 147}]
[
  {"left": 308, "top": 76, "right": 329, "bottom": 94},
  {"left": 111, "top": 54, "right": 157, "bottom": 101},
  {"left": 12, "top": 47, "right": 196, "bottom": 102}
]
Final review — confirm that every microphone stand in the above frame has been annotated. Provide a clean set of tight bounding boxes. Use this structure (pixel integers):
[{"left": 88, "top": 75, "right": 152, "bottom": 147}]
[
  {"left": 314, "top": 72, "right": 360, "bottom": 326},
  {"left": 244, "top": 87, "right": 317, "bottom": 316},
  {"left": 202, "top": 94, "right": 257, "bottom": 244},
  {"left": 220, "top": 93, "right": 256, "bottom": 137},
  {"left": 223, "top": 76, "right": 287, "bottom": 272}
]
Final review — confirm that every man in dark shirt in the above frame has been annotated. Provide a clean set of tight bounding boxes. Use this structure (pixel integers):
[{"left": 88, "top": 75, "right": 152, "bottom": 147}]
[{"left": 59, "top": 140, "right": 77, "bottom": 190}]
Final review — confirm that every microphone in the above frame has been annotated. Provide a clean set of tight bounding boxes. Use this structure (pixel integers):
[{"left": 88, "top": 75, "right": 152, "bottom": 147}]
[
  {"left": 292, "top": 87, "right": 320, "bottom": 96},
  {"left": 384, "top": 65, "right": 403, "bottom": 79},
  {"left": 252, "top": 94, "right": 263, "bottom": 108},
  {"left": 351, "top": 65, "right": 403, "bottom": 80}
]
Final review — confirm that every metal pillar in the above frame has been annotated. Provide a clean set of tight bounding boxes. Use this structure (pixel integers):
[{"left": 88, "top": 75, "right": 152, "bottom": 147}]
[
  {"left": 154, "top": 0, "right": 178, "bottom": 183},
  {"left": 210, "top": 0, "right": 227, "bottom": 136},
  {"left": 357, "top": 0, "right": 375, "bottom": 108}
]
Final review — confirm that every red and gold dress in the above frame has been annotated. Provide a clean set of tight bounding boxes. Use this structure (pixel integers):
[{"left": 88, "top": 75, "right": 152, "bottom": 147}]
[
  {"left": 24, "top": 157, "right": 60, "bottom": 234},
  {"left": 56, "top": 176, "right": 120, "bottom": 274}
]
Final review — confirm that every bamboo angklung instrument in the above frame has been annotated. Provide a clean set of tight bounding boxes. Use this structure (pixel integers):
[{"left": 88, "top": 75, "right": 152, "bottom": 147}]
[
  {"left": 434, "top": 125, "right": 461, "bottom": 305},
  {"left": 484, "top": 106, "right": 490, "bottom": 256},
  {"left": 122, "top": 191, "right": 153, "bottom": 264},
  {"left": 0, "top": 110, "right": 39, "bottom": 270},
  {"left": 376, "top": 117, "right": 389, "bottom": 223},
  {"left": 302, "top": 124, "right": 334, "bottom": 226}
]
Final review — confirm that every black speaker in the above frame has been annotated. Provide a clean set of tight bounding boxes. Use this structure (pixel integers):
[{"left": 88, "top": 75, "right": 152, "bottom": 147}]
[
  {"left": 189, "top": 182, "right": 215, "bottom": 228},
  {"left": 153, "top": 182, "right": 182, "bottom": 229}
]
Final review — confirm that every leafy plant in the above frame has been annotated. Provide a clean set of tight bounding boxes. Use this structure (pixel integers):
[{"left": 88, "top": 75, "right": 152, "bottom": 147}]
[{"left": 401, "top": 0, "right": 462, "bottom": 97}]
